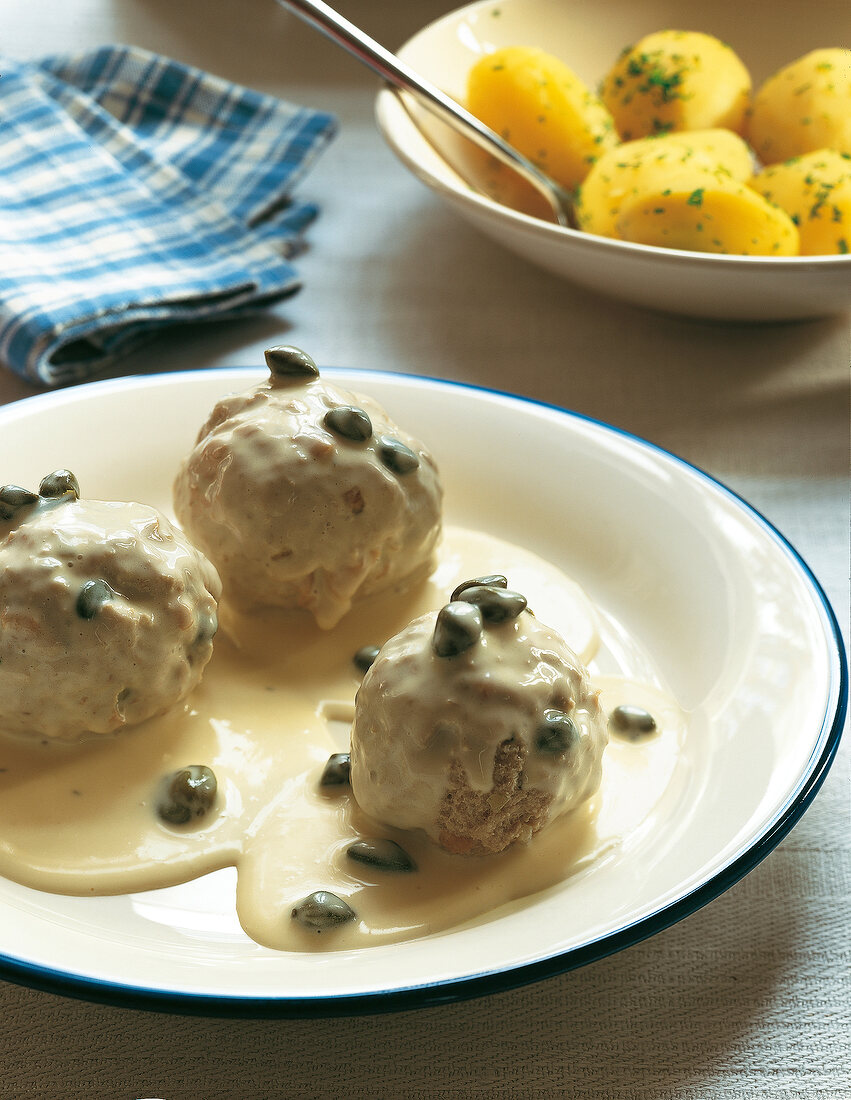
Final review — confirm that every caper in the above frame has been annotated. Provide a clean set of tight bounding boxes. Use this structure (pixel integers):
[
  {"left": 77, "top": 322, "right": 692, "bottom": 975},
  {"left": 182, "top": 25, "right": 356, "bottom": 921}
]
[
  {"left": 535, "top": 709, "right": 580, "bottom": 754},
  {"left": 432, "top": 601, "right": 483, "bottom": 658},
  {"left": 157, "top": 765, "right": 218, "bottom": 826},
  {"left": 353, "top": 645, "right": 380, "bottom": 673},
  {"left": 264, "top": 345, "right": 319, "bottom": 378},
  {"left": 455, "top": 584, "right": 527, "bottom": 623},
  {"left": 609, "top": 704, "right": 657, "bottom": 739},
  {"left": 320, "top": 752, "right": 351, "bottom": 787},
  {"left": 195, "top": 608, "right": 218, "bottom": 643},
  {"left": 76, "top": 578, "right": 116, "bottom": 620},
  {"left": 376, "top": 435, "right": 419, "bottom": 475},
  {"left": 0, "top": 485, "right": 38, "bottom": 521},
  {"left": 39, "top": 470, "right": 80, "bottom": 500},
  {"left": 347, "top": 838, "right": 417, "bottom": 873},
  {"left": 291, "top": 890, "right": 356, "bottom": 932},
  {"left": 450, "top": 574, "right": 508, "bottom": 601},
  {"left": 323, "top": 405, "right": 372, "bottom": 442}
]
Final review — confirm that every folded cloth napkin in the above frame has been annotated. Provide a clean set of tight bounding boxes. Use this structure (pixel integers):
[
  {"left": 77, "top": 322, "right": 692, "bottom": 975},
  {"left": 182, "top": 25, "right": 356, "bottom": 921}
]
[{"left": 0, "top": 45, "right": 337, "bottom": 387}]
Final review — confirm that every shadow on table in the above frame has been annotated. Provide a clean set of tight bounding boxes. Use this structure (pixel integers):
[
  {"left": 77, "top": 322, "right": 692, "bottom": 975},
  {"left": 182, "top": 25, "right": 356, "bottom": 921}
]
[
  {"left": 278, "top": 865, "right": 803, "bottom": 1098},
  {"left": 0, "top": 849, "right": 817, "bottom": 1099},
  {"left": 368, "top": 209, "right": 849, "bottom": 479},
  {"left": 116, "top": 0, "right": 456, "bottom": 93}
]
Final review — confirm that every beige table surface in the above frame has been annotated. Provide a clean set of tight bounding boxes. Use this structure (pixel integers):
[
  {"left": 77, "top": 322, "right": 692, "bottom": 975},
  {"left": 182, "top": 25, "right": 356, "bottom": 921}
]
[{"left": 0, "top": 1, "right": 849, "bottom": 1097}]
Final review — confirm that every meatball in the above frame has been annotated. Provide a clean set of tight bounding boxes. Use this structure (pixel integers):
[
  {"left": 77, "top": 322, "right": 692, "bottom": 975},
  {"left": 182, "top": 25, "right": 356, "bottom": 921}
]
[
  {"left": 173, "top": 348, "right": 442, "bottom": 629},
  {"left": 350, "top": 580, "right": 607, "bottom": 855},
  {"left": 0, "top": 473, "right": 221, "bottom": 742}
]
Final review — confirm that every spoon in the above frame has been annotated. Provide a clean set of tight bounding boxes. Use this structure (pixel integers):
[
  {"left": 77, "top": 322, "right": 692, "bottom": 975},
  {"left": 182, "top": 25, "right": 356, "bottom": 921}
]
[{"left": 276, "top": 0, "right": 577, "bottom": 229}]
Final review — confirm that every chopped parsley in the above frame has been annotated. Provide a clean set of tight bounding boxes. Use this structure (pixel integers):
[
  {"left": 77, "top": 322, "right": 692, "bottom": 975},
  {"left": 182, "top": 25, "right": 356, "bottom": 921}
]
[
  {"left": 686, "top": 188, "right": 705, "bottom": 207},
  {"left": 627, "top": 56, "right": 645, "bottom": 77},
  {"left": 644, "top": 66, "right": 684, "bottom": 102}
]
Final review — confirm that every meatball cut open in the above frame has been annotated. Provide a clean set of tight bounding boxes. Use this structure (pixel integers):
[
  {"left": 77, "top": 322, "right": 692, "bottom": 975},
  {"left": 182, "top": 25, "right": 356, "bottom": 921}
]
[
  {"left": 0, "top": 472, "right": 221, "bottom": 742},
  {"left": 173, "top": 347, "right": 443, "bottom": 629},
  {"left": 350, "top": 579, "right": 608, "bottom": 855}
]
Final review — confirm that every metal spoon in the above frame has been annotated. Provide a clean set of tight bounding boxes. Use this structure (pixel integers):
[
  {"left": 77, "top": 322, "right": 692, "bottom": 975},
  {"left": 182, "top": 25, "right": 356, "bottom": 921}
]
[{"left": 276, "top": 0, "right": 577, "bottom": 229}]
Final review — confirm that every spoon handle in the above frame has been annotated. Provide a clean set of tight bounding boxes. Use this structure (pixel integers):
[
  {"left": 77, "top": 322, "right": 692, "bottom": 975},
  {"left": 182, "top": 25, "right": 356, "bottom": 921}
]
[{"left": 277, "top": 0, "right": 572, "bottom": 227}]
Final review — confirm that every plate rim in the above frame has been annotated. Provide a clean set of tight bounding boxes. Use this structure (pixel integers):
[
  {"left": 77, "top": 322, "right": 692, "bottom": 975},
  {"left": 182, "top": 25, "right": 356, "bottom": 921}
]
[{"left": 0, "top": 367, "right": 846, "bottom": 1017}]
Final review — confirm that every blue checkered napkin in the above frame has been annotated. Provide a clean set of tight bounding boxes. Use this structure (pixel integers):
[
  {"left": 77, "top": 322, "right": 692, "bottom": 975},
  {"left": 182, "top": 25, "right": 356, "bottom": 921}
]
[{"left": 0, "top": 46, "right": 337, "bottom": 387}]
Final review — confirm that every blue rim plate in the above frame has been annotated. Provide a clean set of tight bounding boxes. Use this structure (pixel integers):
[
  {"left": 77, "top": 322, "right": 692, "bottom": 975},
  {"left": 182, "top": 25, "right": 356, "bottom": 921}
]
[{"left": 0, "top": 368, "right": 845, "bottom": 1016}]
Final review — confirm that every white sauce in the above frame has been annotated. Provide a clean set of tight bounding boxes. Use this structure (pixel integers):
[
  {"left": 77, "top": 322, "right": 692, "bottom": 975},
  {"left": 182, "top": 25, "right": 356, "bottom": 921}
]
[{"left": 0, "top": 527, "right": 683, "bottom": 952}]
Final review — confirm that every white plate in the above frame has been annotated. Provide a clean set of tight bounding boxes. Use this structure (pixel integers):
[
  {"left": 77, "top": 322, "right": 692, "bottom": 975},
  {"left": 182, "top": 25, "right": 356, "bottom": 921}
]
[
  {"left": 375, "top": 0, "right": 851, "bottom": 321},
  {"left": 0, "top": 369, "right": 845, "bottom": 1015}
]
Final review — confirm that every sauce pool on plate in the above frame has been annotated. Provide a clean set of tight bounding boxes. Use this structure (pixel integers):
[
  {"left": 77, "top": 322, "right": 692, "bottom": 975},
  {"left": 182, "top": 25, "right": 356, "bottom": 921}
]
[{"left": 0, "top": 526, "right": 683, "bottom": 952}]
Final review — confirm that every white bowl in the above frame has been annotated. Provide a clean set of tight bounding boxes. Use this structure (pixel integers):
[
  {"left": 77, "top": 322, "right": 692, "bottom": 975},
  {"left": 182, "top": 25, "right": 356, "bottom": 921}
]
[
  {"left": 0, "top": 369, "right": 845, "bottom": 1015},
  {"left": 375, "top": 0, "right": 851, "bottom": 321}
]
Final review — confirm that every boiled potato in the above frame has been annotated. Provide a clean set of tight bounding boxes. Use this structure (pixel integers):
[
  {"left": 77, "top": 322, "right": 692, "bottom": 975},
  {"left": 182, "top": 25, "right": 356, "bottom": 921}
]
[
  {"left": 747, "top": 49, "right": 851, "bottom": 164},
  {"left": 749, "top": 149, "right": 851, "bottom": 255},
  {"left": 600, "top": 30, "right": 751, "bottom": 140},
  {"left": 577, "top": 129, "right": 754, "bottom": 238},
  {"left": 466, "top": 46, "right": 618, "bottom": 191},
  {"left": 616, "top": 178, "right": 799, "bottom": 255}
]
